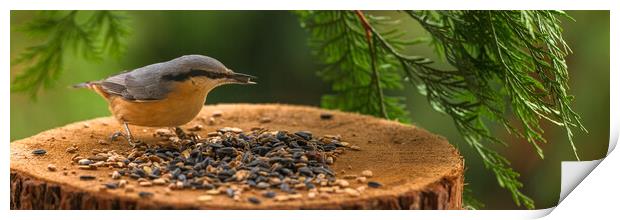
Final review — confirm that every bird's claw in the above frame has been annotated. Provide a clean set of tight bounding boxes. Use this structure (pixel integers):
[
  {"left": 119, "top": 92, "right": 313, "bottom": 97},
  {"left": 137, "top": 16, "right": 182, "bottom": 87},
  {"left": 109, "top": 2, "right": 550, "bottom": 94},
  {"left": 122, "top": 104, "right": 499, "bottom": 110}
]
[
  {"left": 110, "top": 131, "right": 124, "bottom": 142},
  {"left": 128, "top": 140, "right": 139, "bottom": 148}
]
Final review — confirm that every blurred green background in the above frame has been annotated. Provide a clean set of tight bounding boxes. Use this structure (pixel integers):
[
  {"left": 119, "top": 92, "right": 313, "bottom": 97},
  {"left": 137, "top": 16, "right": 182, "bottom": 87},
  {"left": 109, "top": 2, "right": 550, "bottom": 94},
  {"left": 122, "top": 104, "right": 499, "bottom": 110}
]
[{"left": 10, "top": 11, "right": 609, "bottom": 209}]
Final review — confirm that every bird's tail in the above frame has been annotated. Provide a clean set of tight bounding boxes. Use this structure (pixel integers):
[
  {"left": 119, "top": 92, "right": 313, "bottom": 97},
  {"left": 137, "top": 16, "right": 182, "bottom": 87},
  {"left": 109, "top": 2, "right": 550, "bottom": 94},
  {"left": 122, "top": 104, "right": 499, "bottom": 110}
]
[
  {"left": 71, "top": 81, "right": 95, "bottom": 89},
  {"left": 71, "top": 81, "right": 110, "bottom": 99}
]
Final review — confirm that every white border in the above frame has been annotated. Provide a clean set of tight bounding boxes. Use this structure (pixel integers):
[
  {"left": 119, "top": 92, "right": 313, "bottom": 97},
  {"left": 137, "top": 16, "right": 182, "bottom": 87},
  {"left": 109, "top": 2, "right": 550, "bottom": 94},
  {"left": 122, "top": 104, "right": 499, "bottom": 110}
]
[{"left": 3, "top": 1, "right": 618, "bottom": 219}]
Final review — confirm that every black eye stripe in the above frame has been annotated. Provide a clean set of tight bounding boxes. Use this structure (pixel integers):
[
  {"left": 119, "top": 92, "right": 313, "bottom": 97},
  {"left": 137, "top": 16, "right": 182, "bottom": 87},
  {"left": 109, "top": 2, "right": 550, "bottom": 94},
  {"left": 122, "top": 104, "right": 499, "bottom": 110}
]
[{"left": 162, "top": 69, "right": 227, "bottom": 82}]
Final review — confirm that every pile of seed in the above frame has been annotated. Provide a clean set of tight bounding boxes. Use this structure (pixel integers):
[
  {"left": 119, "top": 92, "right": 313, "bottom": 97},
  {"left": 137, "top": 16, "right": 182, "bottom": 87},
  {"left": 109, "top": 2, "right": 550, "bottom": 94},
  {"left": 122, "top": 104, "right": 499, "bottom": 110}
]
[{"left": 64, "top": 126, "right": 380, "bottom": 204}]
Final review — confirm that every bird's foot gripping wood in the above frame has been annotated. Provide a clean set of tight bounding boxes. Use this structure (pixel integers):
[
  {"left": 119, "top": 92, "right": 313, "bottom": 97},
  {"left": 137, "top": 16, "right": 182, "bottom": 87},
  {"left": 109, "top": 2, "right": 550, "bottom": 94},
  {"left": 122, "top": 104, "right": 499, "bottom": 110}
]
[
  {"left": 109, "top": 122, "right": 143, "bottom": 148},
  {"left": 110, "top": 131, "right": 124, "bottom": 142}
]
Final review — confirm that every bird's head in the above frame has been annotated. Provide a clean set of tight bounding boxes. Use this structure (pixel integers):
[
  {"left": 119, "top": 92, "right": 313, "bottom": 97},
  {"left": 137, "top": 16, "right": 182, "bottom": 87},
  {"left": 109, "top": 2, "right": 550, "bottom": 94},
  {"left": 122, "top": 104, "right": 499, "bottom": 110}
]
[{"left": 164, "top": 55, "right": 257, "bottom": 88}]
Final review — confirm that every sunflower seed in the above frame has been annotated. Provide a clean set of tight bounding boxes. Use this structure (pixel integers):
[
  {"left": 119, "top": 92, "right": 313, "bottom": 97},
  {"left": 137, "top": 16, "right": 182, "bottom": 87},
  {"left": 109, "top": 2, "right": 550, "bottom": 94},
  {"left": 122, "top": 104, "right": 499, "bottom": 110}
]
[
  {"left": 111, "top": 171, "right": 121, "bottom": 179},
  {"left": 78, "top": 159, "right": 93, "bottom": 165},
  {"left": 361, "top": 170, "right": 373, "bottom": 177},
  {"left": 138, "top": 191, "right": 153, "bottom": 199},
  {"left": 32, "top": 149, "right": 47, "bottom": 155},
  {"left": 47, "top": 164, "right": 57, "bottom": 172},
  {"left": 320, "top": 113, "right": 333, "bottom": 120},
  {"left": 263, "top": 191, "right": 277, "bottom": 198},
  {"left": 248, "top": 197, "right": 261, "bottom": 204},
  {"left": 368, "top": 181, "right": 383, "bottom": 188},
  {"left": 79, "top": 175, "right": 96, "bottom": 181}
]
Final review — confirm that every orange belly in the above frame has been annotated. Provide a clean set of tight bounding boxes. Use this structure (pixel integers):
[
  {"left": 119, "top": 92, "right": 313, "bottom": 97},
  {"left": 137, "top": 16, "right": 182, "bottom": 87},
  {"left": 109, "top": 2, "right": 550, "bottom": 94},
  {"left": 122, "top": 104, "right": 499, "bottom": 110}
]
[{"left": 94, "top": 80, "right": 209, "bottom": 127}]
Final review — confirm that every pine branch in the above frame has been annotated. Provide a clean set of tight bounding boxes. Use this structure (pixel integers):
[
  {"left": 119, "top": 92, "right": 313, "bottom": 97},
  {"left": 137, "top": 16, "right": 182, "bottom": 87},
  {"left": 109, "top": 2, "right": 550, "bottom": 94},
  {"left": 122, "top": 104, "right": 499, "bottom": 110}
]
[
  {"left": 11, "top": 11, "right": 130, "bottom": 99},
  {"left": 369, "top": 13, "right": 534, "bottom": 208},
  {"left": 409, "top": 11, "right": 585, "bottom": 159},
  {"left": 355, "top": 11, "right": 389, "bottom": 119},
  {"left": 404, "top": 10, "right": 585, "bottom": 209},
  {"left": 298, "top": 10, "right": 585, "bottom": 209},
  {"left": 86, "top": 11, "right": 131, "bottom": 58},
  {"left": 297, "top": 11, "right": 410, "bottom": 122}
]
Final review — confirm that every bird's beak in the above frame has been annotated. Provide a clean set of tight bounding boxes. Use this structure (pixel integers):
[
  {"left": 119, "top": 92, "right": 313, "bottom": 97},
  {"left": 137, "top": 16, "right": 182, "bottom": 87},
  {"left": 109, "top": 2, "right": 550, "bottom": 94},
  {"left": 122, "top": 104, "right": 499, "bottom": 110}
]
[{"left": 227, "top": 72, "right": 257, "bottom": 85}]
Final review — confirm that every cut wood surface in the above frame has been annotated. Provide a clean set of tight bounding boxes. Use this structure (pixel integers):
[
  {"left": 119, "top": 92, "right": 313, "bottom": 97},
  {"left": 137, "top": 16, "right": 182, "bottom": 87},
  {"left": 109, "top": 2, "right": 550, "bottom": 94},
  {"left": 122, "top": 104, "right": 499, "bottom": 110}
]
[{"left": 10, "top": 104, "right": 464, "bottom": 209}]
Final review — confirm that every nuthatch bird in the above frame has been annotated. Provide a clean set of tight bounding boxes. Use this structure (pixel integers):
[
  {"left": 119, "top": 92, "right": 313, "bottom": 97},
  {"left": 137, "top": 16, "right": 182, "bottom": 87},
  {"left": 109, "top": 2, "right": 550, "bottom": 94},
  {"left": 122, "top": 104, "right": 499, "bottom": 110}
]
[{"left": 74, "top": 55, "right": 256, "bottom": 145}]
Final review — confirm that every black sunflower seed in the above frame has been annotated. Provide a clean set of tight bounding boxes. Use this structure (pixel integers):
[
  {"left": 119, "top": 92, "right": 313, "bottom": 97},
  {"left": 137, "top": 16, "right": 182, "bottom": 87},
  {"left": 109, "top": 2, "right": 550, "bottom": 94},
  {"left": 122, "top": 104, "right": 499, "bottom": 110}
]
[
  {"left": 32, "top": 149, "right": 47, "bottom": 155},
  {"left": 248, "top": 197, "right": 261, "bottom": 204},
  {"left": 368, "top": 181, "right": 383, "bottom": 188},
  {"left": 320, "top": 113, "right": 333, "bottom": 120},
  {"left": 104, "top": 182, "right": 119, "bottom": 189},
  {"left": 294, "top": 131, "right": 312, "bottom": 140},
  {"left": 138, "top": 191, "right": 154, "bottom": 199},
  {"left": 79, "top": 175, "right": 96, "bottom": 181},
  {"left": 263, "top": 191, "right": 277, "bottom": 198},
  {"left": 298, "top": 167, "right": 314, "bottom": 177}
]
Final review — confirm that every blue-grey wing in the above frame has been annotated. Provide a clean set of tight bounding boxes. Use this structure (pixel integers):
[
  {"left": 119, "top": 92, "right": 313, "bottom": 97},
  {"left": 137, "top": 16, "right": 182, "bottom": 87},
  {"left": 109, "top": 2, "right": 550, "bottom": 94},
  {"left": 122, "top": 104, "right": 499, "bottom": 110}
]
[{"left": 99, "top": 66, "right": 174, "bottom": 101}]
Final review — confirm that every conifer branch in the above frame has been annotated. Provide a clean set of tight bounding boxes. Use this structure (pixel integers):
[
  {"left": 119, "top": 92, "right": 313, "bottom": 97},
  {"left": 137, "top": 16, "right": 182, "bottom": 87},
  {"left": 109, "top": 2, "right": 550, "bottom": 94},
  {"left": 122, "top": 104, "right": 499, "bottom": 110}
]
[
  {"left": 298, "top": 10, "right": 585, "bottom": 209},
  {"left": 355, "top": 10, "right": 389, "bottom": 119},
  {"left": 297, "top": 11, "right": 410, "bottom": 122},
  {"left": 11, "top": 11, "right": 130, "bottom": 99}
]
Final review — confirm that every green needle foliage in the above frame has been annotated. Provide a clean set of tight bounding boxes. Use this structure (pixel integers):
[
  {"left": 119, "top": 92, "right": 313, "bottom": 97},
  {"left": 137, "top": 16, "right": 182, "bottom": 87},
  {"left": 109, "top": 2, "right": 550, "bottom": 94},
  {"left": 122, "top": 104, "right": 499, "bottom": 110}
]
[
  {"left": 297, "top": 10, "right": 586, "bottom": 209},
  {"left": 297, "top": 11, "right": 410, "bottom": 122},
  {"left": 11, "top": 11, "right": 129, "bottom": 99}
]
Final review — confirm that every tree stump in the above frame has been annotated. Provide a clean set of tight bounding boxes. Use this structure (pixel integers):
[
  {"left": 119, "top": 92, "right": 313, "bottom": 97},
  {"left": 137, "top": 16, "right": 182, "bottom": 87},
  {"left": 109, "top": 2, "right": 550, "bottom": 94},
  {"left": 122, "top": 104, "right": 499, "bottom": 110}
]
[{"left": 10, "top": 104, "right": 464, "bottom": 209}]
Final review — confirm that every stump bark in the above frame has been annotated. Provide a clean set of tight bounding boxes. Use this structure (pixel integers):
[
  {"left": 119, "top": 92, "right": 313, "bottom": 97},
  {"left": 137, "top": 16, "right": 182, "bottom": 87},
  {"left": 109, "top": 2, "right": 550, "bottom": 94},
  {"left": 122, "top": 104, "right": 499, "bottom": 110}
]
[{"left": 10, "top": 104, "right": 464, "bottom": 209}]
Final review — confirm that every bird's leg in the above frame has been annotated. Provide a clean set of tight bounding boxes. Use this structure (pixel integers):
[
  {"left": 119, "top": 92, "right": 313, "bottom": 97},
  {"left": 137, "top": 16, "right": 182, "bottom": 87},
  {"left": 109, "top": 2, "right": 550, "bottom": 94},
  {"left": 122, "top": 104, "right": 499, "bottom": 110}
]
[
  {"left": 173, "top": 127, "right": 186, "bottom": 139},
  {"left": 123, "top": 122, "right": 141, "bottom": 147},
  {"left": 123, "top": 122, "right": 134, "bottom": 143}
]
